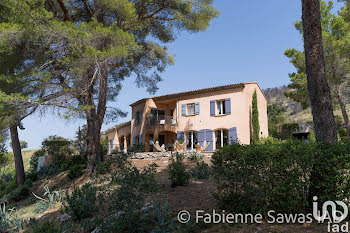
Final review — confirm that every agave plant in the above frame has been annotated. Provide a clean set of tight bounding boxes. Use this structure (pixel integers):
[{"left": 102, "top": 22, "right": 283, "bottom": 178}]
[
  {"left": 0, "top": 203, "right": 27, "bottom": 233},
  {"left": 33, "top": 186, "right": 63, "bottom": 204},
  {"left": 33, "top": 186, "right": 63, "bottom": 214},
  {"left": 141, "top": 200, "right": 176, "bottom": 233}
]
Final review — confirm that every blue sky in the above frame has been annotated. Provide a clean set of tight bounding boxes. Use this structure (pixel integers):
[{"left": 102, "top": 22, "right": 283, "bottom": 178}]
[{"left": 17, "top": 0, "right": 341, "bottom": 150}]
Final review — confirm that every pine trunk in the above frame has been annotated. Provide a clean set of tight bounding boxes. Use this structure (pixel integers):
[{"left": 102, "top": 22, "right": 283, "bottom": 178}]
[
  {"left": 337, "top": 91, "right": 350, "bottom": 137},
  {"left": 84, "top": 65, "right": 108, "bottom": 173},
  {"left": 86, "top": 115, "right": 101, "bottom": 173},
  {"left": 10, "top": 124, "right": 25, "bottom": 185},
  {"left": 301, "top": 0, "right": 338, "bottom": 144}
]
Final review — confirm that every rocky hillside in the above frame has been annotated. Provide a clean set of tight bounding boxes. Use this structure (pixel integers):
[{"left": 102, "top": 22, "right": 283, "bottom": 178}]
[{"left": 263, "top": 85, "right": 349, "bottom": 124}]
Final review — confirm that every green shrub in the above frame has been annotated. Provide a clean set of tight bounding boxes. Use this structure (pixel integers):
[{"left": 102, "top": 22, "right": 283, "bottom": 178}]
[
  {"left": 26, "top": 171, "right": 39, "bottom": 182},
  {"left": 168, "top": 153, "right": 190, "bottom": 187},
  {"left": 127, "top": 144, "right": 145, "bottom": 153},
  {"left": 24, "top": 178, "right": 33, "bottom": 188},
  {"left": 0, "top": 173, "right": 16, "bottom": 198},
  {"left": 64, "top": 183, "right": 97, "bottom": 220},
  {"left": 97, "top": 159, "right": 112, "bottom": 174},
  {"left": 190, "top": 161, "right": 210, "bottom": 179},
  {"left": 8, "top": 184, "right": 30, "bottom": 202},
  {"left": 34, "top": 201, "right": 51, "bottom": 214},
  {"left": 67, "top": 164, "right": 84, "bottom": 180},
  {"left": 280, "top": 123, "right": 299, "bottom": 139},
  {"left": 97, "top": 165, "right": 159, "bottom": 232},
  {"left": 42, "top": 135, "right": 73, "bottom": 166},
  {"left": 29, "top": 149, "right": 45, "bottom": 172},
  {"left": 100, "top": 136, "right": 108, "bottom": 160},
  {"left": 31, "top": 219, "right": 62, "bottom": 233},
  {"left": 60, "top": 155, "right": 86, "bottom": 171},
  {"left": 188, "top": 152, "right": 203, "bottom": 161},
  {"left": 212, "top": 140, "right": 350, "bottom": 215}
]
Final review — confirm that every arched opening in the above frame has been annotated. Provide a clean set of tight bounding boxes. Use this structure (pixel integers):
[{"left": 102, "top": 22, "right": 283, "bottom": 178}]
[{"left": 215, "top": 129, "right": 228, "bottom": 149}]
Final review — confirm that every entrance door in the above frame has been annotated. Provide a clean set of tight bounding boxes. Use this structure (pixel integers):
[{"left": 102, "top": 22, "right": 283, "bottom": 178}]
[{"left": 158, "top": 134, "right": 165, "bottom": 146}]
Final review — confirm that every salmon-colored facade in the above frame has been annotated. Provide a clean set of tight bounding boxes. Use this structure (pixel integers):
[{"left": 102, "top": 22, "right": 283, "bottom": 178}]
[{"left": 105, "top": 82, "right": 268, "bottom": 153}]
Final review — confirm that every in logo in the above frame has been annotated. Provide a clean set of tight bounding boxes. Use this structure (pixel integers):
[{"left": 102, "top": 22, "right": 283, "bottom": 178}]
[{"left": 313, "top": 196, "right": 348, "bottom": 223}]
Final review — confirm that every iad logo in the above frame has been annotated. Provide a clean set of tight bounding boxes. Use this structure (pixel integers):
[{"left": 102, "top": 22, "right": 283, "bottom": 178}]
[{"left": 312, "top": 196, "right": 348, "bottom": 223}]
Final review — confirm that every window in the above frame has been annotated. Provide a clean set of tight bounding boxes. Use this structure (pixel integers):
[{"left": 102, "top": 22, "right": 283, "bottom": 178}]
[
  {"left": 135, "top": 111, "right": 140, "bottom": 124},
  {"left": 187, "top": 103, "right": 195, "bottom": 115},
  {"left": 216, "top": 100, "right": 226, "bottom": 115},
  {"left": 135, "top": 135, "right": 139, "bottom": 145},
  {"left": 186, "top": 131, "right": 198, "bottom": 151},
  {"left": 215, "top": 129, "right": 228, "bottom": 149}
]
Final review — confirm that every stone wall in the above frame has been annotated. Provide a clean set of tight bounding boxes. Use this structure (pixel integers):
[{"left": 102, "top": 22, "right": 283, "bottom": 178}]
[{"left": 130, "top": 151, "right": 213, "bottom": 159}]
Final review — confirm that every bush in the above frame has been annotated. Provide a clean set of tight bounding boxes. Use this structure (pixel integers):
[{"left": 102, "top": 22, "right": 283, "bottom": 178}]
[
  {"left": 37, "top": 164, "right": 61, "bottom": 177},
  {"left": 60, "top": 154, "right": 86, "bottom": 171},
  {"left": 97, "top": 165, "right": 159, "bottom": 232},
  {"left": 42, "top": 135, "right": 73, "bottom": 166},
  {"left": 67, "top": 164, "right": 84, "bottom": 180},
  {"left": 280, "top": 123, "right": 299, "bottom": 139},
  {"left": 0, "top": 173, "right": 16, "bottom": 199},
  {"left": 64, "top": 183, "right": 97, "bottom": 220},
  {"left": 8, "top": 184, "right": 30, "bottom": 202},
  {"left": 127, "top": 144, "right": 145, "bottom": 153},
  {"left": 190, "top": 161, "right": 210, "bottom": 179},
  {"left": 31, "top": 219, "right": 62, "bottom": 233},
  {"left": 29, "top": 149, "right": 45, "bottom": 172},
  {"left": 97, "top": 159, "right": 112, "bottom": 174},
  {"left": 26, "top": 171, "right": 39, "bottom": 182},
  {"left": 212, "top": 140, "right": 350, "bottom": 215},
  {"left": 168, "top": 153, "right": 190, "bottom": 187}
]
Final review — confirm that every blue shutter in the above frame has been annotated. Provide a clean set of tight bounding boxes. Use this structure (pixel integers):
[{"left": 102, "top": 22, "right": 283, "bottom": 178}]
[
  {"left": 198, "top": 129, "right": 206, "bottom": 146},
  {"left": 177, "top": 131, "right": 184, "bottom": 142},
  {"left": 210, "top": 100, "right": 215, "bottom": 116},
  {"left": 225, "top": 98, "right": 231, "bottom": 115},
  {"left": 132, "top": 136, "right": 136, "bottom": 145},
  {"left": 205, "top": 129, "right": 213, "bottom": 151},
  {"left": 228, "top": 127, "right": 237, "bottom": 144},
  {"left": 195, "top": 102, "right": 200, "bottom": 115},
  {"left": 139, "top": 135, "right": 142, "bottom": 144},
  {"left": 181, "top": 104, "right": 186, "bottom": 116}
]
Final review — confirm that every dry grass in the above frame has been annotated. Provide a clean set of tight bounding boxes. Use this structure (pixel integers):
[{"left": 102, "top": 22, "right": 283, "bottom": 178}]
[{"left": 2, "top": 149, "right": 37, "bottom": 172}]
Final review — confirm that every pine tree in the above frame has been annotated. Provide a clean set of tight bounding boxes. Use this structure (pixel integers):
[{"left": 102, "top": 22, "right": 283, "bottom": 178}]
[{"left": 0, "top": 0, "right": 219, "bottom": 173}]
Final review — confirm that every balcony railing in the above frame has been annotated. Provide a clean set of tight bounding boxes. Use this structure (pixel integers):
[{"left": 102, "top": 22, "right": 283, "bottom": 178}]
[{"left": 146, "top": 116, "right": 177, "bottom": 127}]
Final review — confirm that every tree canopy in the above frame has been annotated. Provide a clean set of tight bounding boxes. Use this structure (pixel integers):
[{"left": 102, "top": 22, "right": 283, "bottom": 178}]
[
  {"left": 0, "top": 0, "right": 219, "bottom": 172},
  {"left": 286, "top": 0, "right": 350, "bottom": 137}
]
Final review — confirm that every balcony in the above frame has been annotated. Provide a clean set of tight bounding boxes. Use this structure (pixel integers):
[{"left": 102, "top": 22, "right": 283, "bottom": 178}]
[{"left": 146, "top": 116, "right": 178, "bottom": 128}]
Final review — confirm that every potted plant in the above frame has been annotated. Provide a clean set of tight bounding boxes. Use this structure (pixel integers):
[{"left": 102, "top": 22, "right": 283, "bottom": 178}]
[{"left": 195, "top": 143, "right": 201, "bottom": 151}]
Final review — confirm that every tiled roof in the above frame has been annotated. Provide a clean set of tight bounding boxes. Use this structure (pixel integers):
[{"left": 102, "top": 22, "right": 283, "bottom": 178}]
[
  {"left": 130, "top": 81, "right": 260, "bottom": 107},
  {"left": 103, "top": 121, "right": 131, "bottom": 134}
]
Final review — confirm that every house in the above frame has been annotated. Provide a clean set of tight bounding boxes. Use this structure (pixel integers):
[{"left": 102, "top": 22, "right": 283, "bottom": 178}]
[{"left": 105, "top": 81, "right": 268, "bottom": 153}]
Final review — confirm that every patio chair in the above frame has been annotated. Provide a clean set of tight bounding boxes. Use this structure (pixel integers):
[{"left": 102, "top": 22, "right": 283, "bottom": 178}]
[
  {"left": 175, "top": 140, "right": 186, "bottom": 152},
  {"left": 200, "top": 141, "right": 210, "bottom": 152},
  {"left": 154, "top": 141, "right": 166, "bottom": 152}
]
